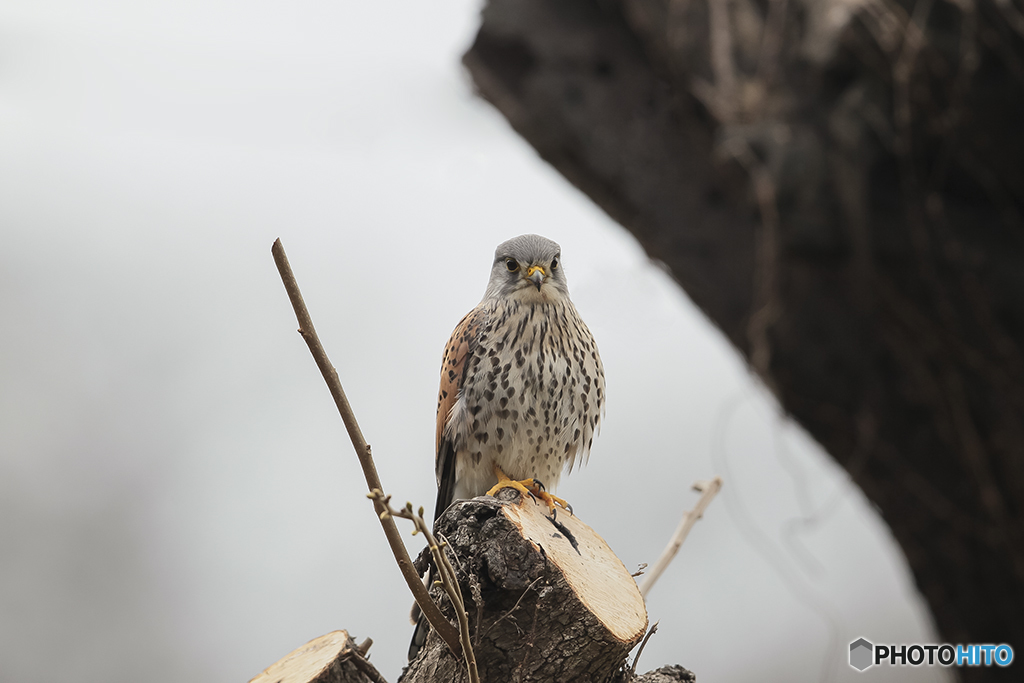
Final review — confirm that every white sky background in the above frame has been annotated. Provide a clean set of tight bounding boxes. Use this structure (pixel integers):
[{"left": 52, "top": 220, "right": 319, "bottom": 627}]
[{"left": 0, "top": 2, "right": 949, "bottom": 682}]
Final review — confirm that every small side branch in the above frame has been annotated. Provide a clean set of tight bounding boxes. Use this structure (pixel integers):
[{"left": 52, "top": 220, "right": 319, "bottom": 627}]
[
  {"left": 630, "top": 621, "right": 659, "bottom": 674},
  {"left": 639, "top": 478, "right": 723, "bottom": 599},
  {"left": 340, "top": 647, "right": 390, "bottom": 683},
  {"left": 271, "top": 239, "right": 462, "bottom": 655},
  {"left": 370, "top": 492, "right": 480, "bottom": 683}
]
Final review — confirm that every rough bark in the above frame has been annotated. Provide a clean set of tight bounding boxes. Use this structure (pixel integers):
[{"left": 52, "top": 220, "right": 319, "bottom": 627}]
[
  {"left": 400, "top": 489, "right": 649, "bottom": 683},
  {"left": 463, "top": 0, "right": 1024, "bottom": 679},
  {"left": 251, "top": 491, "right": 688, "bottom": 683},
  {"left": 623, "top": 667, "right": 695, "bottom": 683}
]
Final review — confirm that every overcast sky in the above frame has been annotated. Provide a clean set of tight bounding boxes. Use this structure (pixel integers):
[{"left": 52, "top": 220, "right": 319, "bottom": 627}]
[{"left": 0, "top": 2, "right": 947, "bottom": 682}]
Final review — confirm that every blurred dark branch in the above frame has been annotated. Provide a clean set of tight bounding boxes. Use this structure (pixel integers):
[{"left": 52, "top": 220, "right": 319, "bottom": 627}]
[{"left": 462, "top": 0, "right": 1024, "bottom": 675}]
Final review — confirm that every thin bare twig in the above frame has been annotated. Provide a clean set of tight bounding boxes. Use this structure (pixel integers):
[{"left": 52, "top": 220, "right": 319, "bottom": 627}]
[
  {"left": 639, "top": 478, "right": 723, "bottom": 599},
  {"left": 271, "top": 239, "right": 462, "bottom": 656},
  {"left": 339, "top": 648, "right": 389, "bottom": 683},
  {"left": 468, "top": 573, "right": 484, "bottom": 648},
  {"left": 371, "top": 492, "right": 480, "bottom": 683},
  {"left": 630, "top": 621, "right": 660, "bottom": 674},
  {"left": 482, "top": 575, "right": 543, "bottom": 638}
]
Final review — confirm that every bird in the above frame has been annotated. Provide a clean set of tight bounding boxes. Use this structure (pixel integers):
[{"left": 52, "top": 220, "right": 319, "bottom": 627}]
[
  {"left": 409, "top": 233, "right": 605, "bottom": 659},
  {"left": 434, "top": 233, "right": 605, "bottom": 520}
]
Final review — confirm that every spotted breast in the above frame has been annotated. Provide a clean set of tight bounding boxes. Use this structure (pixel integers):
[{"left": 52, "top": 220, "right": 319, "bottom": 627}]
[{"left": 433, "top": 234, "right": 604, "bottom": 520}]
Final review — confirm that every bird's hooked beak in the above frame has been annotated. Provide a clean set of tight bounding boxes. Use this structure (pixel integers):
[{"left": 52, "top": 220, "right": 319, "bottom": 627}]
[{"left": 526, "top": 265, "right": 545, "bottom": 290}]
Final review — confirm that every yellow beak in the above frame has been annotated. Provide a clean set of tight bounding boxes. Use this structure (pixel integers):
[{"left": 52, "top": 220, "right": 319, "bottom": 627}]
[{"left": 526, "top": 265, "right": 545, "bottom": 290}]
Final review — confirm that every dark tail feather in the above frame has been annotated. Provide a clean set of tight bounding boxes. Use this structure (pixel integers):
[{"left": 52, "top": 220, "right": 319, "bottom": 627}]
[
  {"left": 411, "top": 451, "right": 454, "bottom": 661},
  {"left": 408, "top": 609, "right": 430, "bottom": 660},
  {"left": 407, "top": 565, "right": 434, "bottom": 660},
  {"left": 434, "top": 440, "right": 457, "bottom": 522}
]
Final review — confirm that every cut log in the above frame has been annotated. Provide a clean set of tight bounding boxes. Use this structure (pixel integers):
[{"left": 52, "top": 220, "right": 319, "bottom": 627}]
[
  {"left": 248, "top": 491, "right": 694, "bottom": 682},
  {"left": 503, "top": 496, "right": 648, "bottom": 644},
  {"left": 400, "top": 488, "right": 649, "bottom": 682},
  {"left": 249, "top": 630, "right": 384, "bottom": 683}
]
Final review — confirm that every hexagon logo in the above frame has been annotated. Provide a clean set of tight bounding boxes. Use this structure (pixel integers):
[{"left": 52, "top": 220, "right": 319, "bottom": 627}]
[{"left": 850, "top": 638, "right": 874, "bottom": 671}]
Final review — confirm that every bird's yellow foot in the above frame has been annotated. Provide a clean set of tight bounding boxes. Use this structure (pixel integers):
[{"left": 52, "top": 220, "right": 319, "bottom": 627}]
[{"left": 486, "top": 464, "right": 573, "bottom": 516}]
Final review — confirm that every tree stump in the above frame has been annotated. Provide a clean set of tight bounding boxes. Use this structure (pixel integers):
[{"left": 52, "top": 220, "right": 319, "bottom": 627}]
[
  {"left": 247, "top": 489, "right": 698, "bottom": 682},
  {"left": 400, "top": 488, "right": 648, "bottom": 682},
  {"left": 248, "top": 630, "right": 384, "bottom": 683}
]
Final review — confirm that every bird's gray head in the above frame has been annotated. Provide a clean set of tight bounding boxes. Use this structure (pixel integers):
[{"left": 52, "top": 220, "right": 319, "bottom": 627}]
[{"left": 483, "top": 234, "right": 569, "bottom": 304}]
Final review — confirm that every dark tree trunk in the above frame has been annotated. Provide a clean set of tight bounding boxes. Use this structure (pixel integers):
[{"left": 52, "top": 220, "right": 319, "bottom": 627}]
[
  {"left": 463, "top": 0, "right": 1024, "bottom": 679},
  {"left": 400, "top": 491, "right": 653, "bottom": 683}
]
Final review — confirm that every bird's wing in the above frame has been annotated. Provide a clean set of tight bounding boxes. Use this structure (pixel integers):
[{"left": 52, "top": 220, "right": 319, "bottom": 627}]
[
  {"left": 433, "top": 306, "right": 484, "bottom": 521},
  {"left": 411, "top": 306, "right": 483, "bottom": 661}
]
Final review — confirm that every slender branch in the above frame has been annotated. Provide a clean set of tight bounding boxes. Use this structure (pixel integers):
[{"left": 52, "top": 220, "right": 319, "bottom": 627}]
[
  {"left": 271, "top": 239, "right": 463, "bottom": 655},
  {"left": 630, "top": 621, "right": 659, "bottom": 674},
  {"left": 482, "top": 575, "right": 543, "bottom": 638},
  {"left": 372, "top": 492, "right": 480, "bottom": 683},
  {"left": 339, "top": 648, "right": 390, "bottom": 683},
  {"left": 432, "top": 536, "right": 477, "bottom": 682},
  {"left": 707, "top": 0, "right": 737, "bottom": 120},
  {"left": 639, "top": 478, "right": 723, "bottom": 599}
]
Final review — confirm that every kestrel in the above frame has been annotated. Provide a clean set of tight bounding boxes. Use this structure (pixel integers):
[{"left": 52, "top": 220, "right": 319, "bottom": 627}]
[
  {"left": 409, "top": 234, "right": 605, "bottom": 659},
  {"left": 432, "top": 234, "right": 605, "bottom": 521}
]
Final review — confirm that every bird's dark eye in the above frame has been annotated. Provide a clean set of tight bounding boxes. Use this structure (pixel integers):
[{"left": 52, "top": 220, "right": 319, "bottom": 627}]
[
  {"left": 505, "top": 258, "right": 520, "bottom": 272},
  {"left": 551, "top": 257, "right": 559, "bottom": 270}
]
